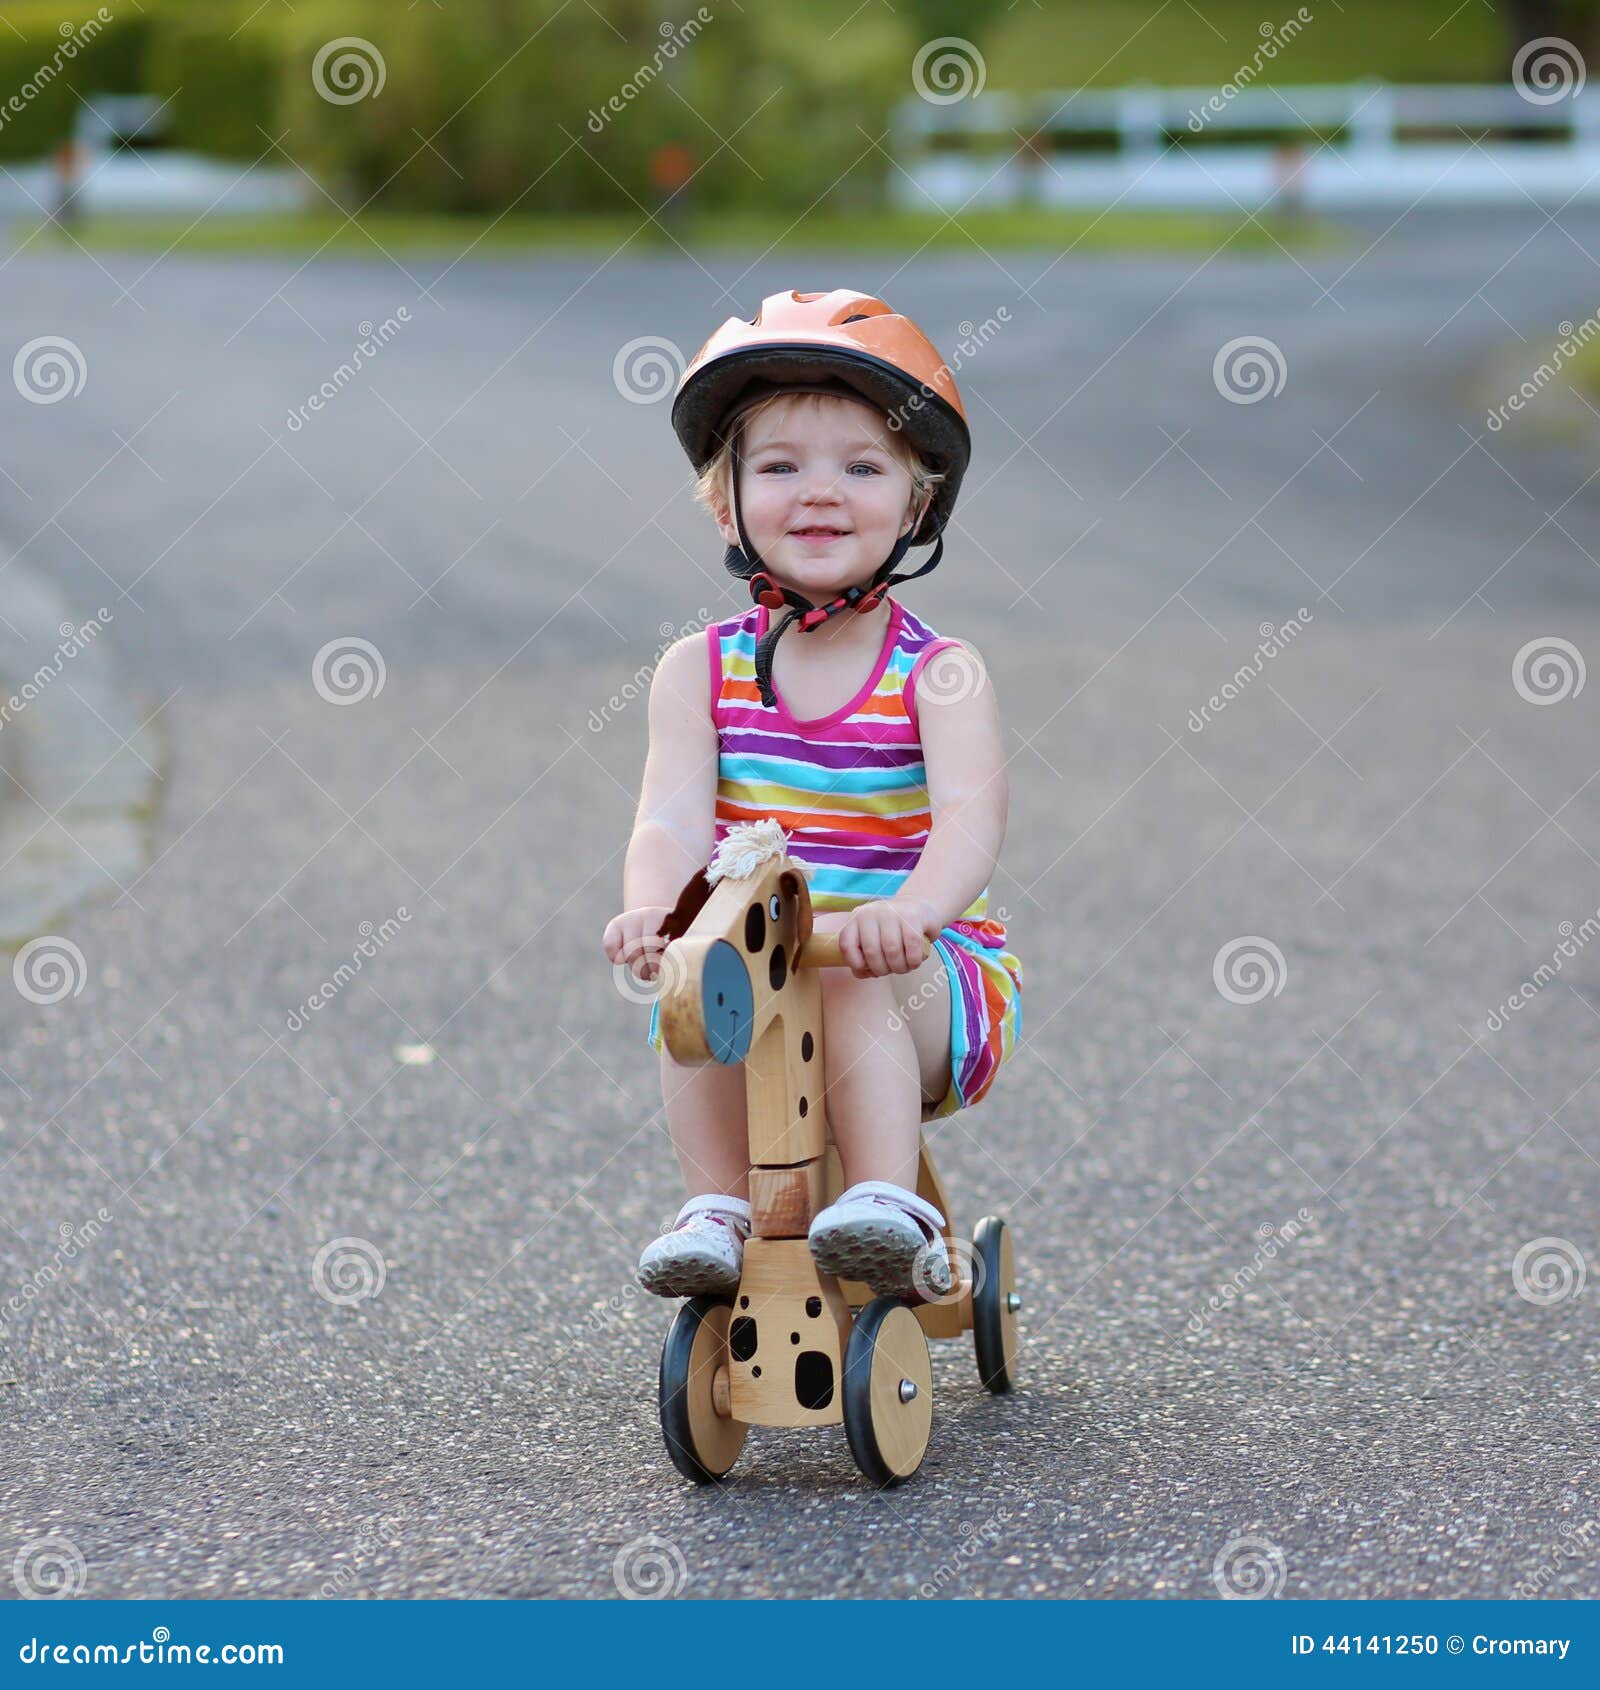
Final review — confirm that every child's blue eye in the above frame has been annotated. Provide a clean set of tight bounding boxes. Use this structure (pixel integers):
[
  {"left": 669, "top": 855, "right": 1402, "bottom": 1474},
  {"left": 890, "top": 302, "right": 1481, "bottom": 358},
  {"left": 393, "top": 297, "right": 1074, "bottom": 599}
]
[{"left": 848, "top": 463, "right": 881, "bottom": 475}]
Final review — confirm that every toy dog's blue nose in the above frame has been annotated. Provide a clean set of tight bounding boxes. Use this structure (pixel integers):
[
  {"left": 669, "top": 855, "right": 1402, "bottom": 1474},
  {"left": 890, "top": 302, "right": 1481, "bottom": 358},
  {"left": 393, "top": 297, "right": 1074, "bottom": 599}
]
[{"left": 702, "top": 939, "right": 754, "bottom": 1064}]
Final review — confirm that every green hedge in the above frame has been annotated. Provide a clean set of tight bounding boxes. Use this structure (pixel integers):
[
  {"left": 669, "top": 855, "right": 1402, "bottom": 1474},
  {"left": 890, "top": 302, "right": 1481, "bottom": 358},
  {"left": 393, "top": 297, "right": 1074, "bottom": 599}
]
[{"left": 0, "top": 0, "right": 922, "bottom": 213}]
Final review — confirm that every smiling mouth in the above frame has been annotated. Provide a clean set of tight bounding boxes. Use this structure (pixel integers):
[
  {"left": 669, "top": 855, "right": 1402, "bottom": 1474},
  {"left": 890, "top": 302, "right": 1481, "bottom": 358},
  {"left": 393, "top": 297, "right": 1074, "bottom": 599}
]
[{"left": 790, "top": 527, "right": 851, "bottom": 538}]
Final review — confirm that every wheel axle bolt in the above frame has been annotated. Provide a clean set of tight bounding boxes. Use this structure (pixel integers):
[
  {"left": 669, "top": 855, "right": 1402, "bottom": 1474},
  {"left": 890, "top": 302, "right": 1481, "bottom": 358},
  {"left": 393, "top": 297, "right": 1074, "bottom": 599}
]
[
  {"left": 898, "top": 1378, "right": 918, "bottom": 1403},
  {"left": 1005, "top": 1292, "right": 1021, "bottom": 1313}
]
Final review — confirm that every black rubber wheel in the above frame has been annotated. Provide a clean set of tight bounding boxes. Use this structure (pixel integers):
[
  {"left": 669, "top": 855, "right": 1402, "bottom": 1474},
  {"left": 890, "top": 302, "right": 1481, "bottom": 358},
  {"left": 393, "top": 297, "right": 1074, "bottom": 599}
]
[
  {"left": 842, "top": 1296, "right": 932, "bottom": 1487},
  {"left": 972, "top": 1214, "right": 1018, "bottom": 1393},
  {"left": 659, "top": 1295, "right": 746, "bottom": 1483}
]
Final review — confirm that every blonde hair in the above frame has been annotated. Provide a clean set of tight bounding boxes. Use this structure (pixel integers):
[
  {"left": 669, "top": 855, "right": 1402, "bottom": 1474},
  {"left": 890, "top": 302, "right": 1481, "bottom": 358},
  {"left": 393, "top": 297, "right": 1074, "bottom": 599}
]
[{"left": 693, "top": 389, "right": 943, "bottom": 531}]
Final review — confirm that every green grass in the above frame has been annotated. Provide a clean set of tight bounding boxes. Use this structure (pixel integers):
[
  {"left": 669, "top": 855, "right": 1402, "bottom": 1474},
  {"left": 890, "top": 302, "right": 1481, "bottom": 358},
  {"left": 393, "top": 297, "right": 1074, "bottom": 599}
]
[
  {"left": 1564, "top": 332, "right": 1600, "bottom": 400},
  {"left": 11, "top": 204, "right": 1340, "bottom": 259}
]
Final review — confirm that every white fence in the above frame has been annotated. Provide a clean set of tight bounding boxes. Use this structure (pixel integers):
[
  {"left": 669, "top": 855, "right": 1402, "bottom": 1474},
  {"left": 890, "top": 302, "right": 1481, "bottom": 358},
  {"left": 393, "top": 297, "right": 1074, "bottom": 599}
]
[{"left": 891, "top": 83, "right": 1600, "bottom": 211}]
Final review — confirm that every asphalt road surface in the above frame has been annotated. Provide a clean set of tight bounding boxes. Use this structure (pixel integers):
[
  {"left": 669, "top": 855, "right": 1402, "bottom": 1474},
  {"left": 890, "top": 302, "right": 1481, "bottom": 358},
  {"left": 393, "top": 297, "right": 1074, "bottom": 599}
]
[{"left": 1, "top": 210, "right": 1598, "bottom": 1600}]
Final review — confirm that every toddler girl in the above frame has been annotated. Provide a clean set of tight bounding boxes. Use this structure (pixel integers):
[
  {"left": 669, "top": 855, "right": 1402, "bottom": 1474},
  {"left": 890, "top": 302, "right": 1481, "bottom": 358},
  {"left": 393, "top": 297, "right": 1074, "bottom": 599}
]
[{"left": 601, "top": 288, "right": 1022, "bottom": 1300}]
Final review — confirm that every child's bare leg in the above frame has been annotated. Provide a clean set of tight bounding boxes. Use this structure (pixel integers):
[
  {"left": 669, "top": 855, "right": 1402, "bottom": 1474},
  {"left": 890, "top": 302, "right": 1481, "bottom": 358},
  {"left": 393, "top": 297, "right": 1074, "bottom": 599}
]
[
  {"left": 821, "top": 955, "right": 952, "bottom": 1191},
  {"left": 659, "top": 1044, "right": 749, "bottom": 1200}
]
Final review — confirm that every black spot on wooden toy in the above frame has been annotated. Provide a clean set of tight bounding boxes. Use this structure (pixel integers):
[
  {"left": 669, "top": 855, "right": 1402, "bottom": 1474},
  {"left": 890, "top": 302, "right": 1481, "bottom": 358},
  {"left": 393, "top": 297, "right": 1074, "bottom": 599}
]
[{"left": 744, "top": 903, "right": 765, "bottom": 952}]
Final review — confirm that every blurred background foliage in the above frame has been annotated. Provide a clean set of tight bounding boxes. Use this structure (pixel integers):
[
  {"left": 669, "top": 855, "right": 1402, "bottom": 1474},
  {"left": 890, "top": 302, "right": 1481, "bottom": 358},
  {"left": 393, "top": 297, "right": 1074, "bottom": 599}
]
[{"left": 0, "top": 0, "right": 1587, "bottom": 209}]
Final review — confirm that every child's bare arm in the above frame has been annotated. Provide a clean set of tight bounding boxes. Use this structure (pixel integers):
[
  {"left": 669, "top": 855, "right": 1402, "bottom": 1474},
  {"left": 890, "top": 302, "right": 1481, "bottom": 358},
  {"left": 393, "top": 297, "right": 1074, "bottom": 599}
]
[
  {"left": 837, "top": 642, "right": 1008, "bottom": 976},
  {"left": 601, "top": 634, "right": 717, "bottom": 975}
]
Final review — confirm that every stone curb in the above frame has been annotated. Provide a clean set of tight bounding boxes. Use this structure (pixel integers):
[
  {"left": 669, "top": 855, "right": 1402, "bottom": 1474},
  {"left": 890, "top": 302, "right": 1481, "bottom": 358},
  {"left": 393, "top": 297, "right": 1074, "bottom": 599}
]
[{"left": 0, "top": 550, "right": 163, "bottom": 949}]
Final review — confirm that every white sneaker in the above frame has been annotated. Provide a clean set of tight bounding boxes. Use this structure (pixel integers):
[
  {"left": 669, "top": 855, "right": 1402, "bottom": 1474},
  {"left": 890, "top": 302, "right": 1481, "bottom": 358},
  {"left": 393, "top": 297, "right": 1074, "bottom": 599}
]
[
  {"left": 636, "top": 1194, "right": 752, "bottom": 1298},
  {"left": 808, "top": 1180, "right": 951, "bottom": 1298}
]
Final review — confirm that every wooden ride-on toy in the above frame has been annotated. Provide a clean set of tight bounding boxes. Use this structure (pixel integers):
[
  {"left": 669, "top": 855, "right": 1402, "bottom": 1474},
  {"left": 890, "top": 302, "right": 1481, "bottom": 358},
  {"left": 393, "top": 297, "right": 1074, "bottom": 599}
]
[{"left": 651, "top": 821, "right": 1019, "bottom": 1486}]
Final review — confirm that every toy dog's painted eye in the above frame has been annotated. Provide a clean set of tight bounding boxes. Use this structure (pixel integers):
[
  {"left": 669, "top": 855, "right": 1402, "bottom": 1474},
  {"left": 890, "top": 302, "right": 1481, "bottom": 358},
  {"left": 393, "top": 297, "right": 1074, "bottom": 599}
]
[{"left": 768, "top": 894, "right": 780, "bottom": 919}]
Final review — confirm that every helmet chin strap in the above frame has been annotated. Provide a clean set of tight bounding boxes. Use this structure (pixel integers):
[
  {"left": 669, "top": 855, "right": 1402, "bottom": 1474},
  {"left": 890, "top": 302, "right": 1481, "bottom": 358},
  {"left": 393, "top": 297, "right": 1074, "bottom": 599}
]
[{"left": 721, "top": 431, "right": 945, "bottom": 709}]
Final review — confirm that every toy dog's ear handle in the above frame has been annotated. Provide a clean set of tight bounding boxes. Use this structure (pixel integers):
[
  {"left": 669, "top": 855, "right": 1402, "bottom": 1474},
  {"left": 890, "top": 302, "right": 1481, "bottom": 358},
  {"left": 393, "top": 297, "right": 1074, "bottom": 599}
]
[{"left": 656, "top": 867, "right": 714, "bottom": 944}]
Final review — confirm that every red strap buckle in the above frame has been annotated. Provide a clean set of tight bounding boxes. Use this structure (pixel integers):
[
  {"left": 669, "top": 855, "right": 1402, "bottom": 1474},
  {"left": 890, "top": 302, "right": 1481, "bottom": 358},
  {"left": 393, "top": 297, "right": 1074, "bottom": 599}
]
[{"left": 750, "top": 572, "right": 787, "bottom": 610}]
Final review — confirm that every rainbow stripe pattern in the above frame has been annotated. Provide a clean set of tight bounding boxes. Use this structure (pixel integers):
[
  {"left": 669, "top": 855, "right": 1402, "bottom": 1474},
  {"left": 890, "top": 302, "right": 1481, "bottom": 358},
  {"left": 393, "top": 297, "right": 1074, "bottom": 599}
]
[{"left": 646, "top": 598, "right": 1022, "bottom": 1117}]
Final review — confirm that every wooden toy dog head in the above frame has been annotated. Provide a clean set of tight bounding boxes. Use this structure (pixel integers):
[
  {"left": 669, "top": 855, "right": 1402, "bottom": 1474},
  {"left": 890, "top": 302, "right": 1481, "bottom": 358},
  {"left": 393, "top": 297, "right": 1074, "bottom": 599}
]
[{"left": 655, "top": 820, "right": 815, "bottom": 1068}]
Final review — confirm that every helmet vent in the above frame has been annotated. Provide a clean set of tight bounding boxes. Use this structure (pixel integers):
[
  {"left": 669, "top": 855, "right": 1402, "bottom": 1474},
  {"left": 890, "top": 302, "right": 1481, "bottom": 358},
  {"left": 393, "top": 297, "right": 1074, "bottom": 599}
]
[{"left": 840, "top": 313, "right": 872, "bottom": 323}]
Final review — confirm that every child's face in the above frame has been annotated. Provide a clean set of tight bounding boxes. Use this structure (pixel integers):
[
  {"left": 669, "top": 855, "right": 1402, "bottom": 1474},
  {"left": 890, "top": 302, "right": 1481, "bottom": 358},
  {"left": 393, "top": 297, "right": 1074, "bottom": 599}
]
[{"left": 715, "top": 395, "right": 926, "bottom": 600}]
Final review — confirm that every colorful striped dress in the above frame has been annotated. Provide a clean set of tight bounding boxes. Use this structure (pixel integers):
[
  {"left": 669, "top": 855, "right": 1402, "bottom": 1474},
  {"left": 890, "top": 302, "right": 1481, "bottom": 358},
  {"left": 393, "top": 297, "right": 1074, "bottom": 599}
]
[{"left": 646, "top": 597, "right": 1022, "bottom": 1118}]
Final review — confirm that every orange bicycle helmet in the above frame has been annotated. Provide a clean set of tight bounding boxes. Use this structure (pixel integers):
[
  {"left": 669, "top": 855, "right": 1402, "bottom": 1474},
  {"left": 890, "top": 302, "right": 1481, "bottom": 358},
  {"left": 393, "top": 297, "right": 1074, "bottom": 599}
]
[{"left": 670, "top": 288, "right": 972, "bottom": 707}]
